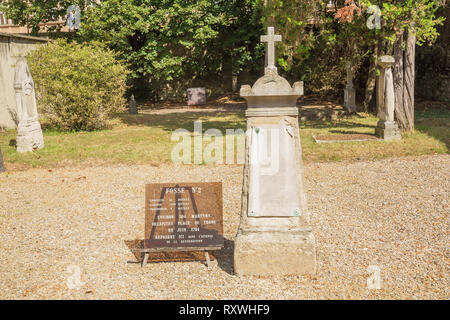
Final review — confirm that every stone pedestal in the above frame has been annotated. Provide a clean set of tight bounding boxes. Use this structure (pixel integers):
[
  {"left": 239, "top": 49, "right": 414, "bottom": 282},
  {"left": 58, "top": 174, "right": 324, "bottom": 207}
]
[
  {"left": 375, "top": 120, "right": 401, "bottom": 141},
  {"left": 376, "top": 56, "right": 401, "bottom": 141},
  {"left": 234, "top": 28, "right": 316, "bottom": 276},
  {"left": 16, "top": 118, "right": 44, "bottom": 153}
]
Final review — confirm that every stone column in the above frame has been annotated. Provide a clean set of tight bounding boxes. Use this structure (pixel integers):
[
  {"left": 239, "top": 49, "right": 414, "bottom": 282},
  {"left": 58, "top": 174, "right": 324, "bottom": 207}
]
[
  {"left": 14, "top": 57, "right": 44, "bottom": 152},
  {"left": 375, "top": 56, "right": 401, "bottom": 141},
  {"left": 234, "top": 27, "right": 316, "bottom": 276},
  {"left": 344, "top": 62, "right": 357, "bottom": 113}
]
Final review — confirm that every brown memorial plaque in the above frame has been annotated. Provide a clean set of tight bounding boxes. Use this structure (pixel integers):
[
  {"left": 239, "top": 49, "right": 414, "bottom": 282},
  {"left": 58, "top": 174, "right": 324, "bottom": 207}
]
[{"left": 145, "top": 182, "right": 223, "bottom": 250}]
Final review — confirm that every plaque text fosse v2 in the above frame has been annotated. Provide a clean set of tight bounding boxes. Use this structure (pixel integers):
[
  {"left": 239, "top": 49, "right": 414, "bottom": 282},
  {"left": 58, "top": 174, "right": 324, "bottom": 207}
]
[{"left": 145, "top": 182, "right": 224, "bottom": 250}]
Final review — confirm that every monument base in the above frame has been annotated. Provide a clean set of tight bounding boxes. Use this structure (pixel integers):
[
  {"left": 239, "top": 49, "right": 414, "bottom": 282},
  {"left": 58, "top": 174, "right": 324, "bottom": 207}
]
[
  {"left": 234, "top": 227, "right": 316, "bottom": 276},
  {"left": 375, "top": 120, "right": 401, "bottom": 141},
  {"left": 16, "top": 119, "right": 44, "bottom": 153}
]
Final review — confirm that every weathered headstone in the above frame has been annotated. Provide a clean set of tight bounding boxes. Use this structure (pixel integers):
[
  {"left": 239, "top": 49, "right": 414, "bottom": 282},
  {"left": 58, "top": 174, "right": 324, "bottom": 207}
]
[
  {"left": 128, "top": 94, "right": 138, "bottom": 114},
  {"left": 0, "top": 146, "right": 5, "bottom": 172},
  {"left": 187, "top": 87, "right": 206, "bottom": 106},
  {"left": 344, "top": 62, "right": 357, "bottom": 113},
  {"left": 375, "top": 55, "right": 401, "bottom": 141},
  {"left": 234, "top": 27, "right": 316, "bottom": 276},
  {"left": 14, "top": 57, "right": 44, "bottom": 153}
]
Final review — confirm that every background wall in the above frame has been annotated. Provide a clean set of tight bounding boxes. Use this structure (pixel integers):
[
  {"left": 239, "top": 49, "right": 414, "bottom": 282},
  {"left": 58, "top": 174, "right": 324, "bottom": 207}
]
[{"left": 0, "top": 32, "right": 48, "bottom": 130}]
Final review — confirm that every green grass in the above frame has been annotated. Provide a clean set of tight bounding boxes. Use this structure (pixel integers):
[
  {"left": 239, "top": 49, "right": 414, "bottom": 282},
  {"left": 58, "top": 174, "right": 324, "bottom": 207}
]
[{"left": 0, "top": 109, "right": 448, "bottom": 170}]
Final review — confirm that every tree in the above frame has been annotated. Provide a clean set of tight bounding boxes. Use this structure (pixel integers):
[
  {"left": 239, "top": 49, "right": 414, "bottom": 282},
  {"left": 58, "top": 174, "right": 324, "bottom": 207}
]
[
  {"left": 0, "top": 0, "right": 88, "bottom": 35},
  {"left": 336, "top": 0, "right": 446, "bottom": 131},
  {"left": 79, "top": 0, "right": 264, "bottom": 101}
]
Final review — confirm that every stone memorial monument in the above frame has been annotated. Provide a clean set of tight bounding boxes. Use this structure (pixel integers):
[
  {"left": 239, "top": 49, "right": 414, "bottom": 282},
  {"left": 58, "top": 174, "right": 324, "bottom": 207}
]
[
  {"left": 14, "top": 57, "right": 44, "bottom": 153},
  {"left": 0, "top": 146, "right": 5, "bottom": 172},
  {"left": 344, "top": 62, "right": 357, "bottom": 113},
  {"left": 234, "top": 27, "right": 316, "bottom": 276},
  {"left": 128, "top": 94, "right": 138, "bottom": 114},
  {"left": 375, "top": 55, "right": 401, "bottom": 141}
]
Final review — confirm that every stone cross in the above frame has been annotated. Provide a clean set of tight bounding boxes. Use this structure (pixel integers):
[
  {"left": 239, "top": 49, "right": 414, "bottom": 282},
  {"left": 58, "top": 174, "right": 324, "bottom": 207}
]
[{"left": 261, "top": 27, "right": 281, "bottom": 74}]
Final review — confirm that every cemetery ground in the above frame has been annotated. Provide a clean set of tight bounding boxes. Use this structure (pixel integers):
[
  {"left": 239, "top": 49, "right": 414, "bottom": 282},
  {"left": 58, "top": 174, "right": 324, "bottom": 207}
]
[
  {"left": 0, "top": 97, "right": 448, "bottom": 170},
  {"left": 0, "top": 97, "right": 449, "bottom": 299}
]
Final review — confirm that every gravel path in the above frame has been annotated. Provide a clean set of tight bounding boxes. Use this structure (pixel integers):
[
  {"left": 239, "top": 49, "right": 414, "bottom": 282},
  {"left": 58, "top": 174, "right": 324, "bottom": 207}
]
[{"left": 0, "top": 155, "right": 448, "bottom": 299}]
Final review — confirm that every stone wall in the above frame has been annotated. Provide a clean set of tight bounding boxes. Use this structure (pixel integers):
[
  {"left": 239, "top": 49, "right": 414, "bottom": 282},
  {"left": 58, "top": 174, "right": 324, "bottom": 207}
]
[{"left": 0, "top": 32, "right": 49, "bottom": 130}]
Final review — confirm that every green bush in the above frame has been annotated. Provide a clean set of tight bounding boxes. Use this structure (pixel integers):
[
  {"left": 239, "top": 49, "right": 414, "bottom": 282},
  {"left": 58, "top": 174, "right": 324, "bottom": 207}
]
[{"left": 27, "top": 39, "right": 129, "bottom": 131}]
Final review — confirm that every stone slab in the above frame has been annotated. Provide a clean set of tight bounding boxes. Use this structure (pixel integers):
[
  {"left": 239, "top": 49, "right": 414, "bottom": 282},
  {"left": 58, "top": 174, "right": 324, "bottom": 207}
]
[
  {"left": 248, "top": 124, "right": 300, "bottom": 217},
  {"left": 234, "top": 229, "right": 316, "bottom": 276},
  {"left": 187, "top": 87, "right": 206, "bottom": 106}
]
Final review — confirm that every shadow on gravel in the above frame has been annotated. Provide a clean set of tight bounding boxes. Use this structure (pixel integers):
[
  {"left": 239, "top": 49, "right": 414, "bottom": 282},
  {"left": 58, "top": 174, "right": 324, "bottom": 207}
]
[{"left": 124, "top": 239, "right": 234, "bottom": 274}]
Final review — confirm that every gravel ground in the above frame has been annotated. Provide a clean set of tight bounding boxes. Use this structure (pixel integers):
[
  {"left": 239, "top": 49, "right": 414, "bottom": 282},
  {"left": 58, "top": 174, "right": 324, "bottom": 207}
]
[{"left": 0, "top": 155, "right": 448, "bottom": 299}]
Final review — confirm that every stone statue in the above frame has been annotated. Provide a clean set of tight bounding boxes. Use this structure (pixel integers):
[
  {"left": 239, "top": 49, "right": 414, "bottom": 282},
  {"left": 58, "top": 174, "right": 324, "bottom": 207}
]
[
  {"left": 14, "top": 57, "right": 44, "bottom": 152},
  {"left": 128, "top": 94, "right": 138, "bottom": 114},
  {"left": 344, "top": 62, "right": 357, "bottom": 113},
  {"left": 375, "top": 56, "right": 401, "bottom": 140}
]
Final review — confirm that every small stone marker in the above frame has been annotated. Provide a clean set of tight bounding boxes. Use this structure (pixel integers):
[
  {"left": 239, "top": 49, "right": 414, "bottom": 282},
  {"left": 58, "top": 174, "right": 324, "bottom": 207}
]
[
  {"left": 187, "top": 87, "right": 206, "bottom": 106},
  {"left": 138, "top": 182, "right": 224, "bottom": 268},
  {"left": 375, "top": 55, "right": 401, "bottom": 141},
  {"left": 344, "top": 62, "right": 357, "bottom": 113},
  {"left": 14, "top": 57, "right": 44, "bottom": 153},
  {"left": 235, "top": 27, "right": 316, "bottom": 276},
  {"left": 128, "top": 94, "right": 138, "bottom": 114},
  {"left": 0, "top": 146, "right": 5, "bottom": 172}
]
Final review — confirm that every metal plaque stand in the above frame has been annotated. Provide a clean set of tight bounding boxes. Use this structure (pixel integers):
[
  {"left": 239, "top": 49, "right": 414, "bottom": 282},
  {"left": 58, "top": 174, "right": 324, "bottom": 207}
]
[{"left": 132, "top": 246, "right": 221, "bottom": 269}]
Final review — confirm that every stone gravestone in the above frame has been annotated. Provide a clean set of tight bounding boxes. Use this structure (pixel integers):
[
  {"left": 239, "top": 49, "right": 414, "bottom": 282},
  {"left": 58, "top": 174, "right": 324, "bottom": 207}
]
[
  {"left": 128, "top": 94, "right": 138, "bottom": 114},
  {"left": 375, "top": 55, "right": 401, "bottom": 141},
  {"left": 234, "top": 27, "right": 316, "bottom": 276},
  {"left": 14, "top": 57, "right": 44, "bottom": 153},
  {"left": 0, "top": 146, "right": 5, "bottom": 172},
  {"left": 344, "top": 62, "right": 357, "bottom": 113},
  {"left": 187, "top": 87, "right": 206, "bottom": 106}
]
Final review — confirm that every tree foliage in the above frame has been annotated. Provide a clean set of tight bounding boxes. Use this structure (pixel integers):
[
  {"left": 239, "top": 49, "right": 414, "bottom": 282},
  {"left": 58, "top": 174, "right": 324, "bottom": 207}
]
[
  {"left": 0, "top": 0, "right": 90, "bottom": 35},
  {"left": 27, "top": 39, "right": 128, "bottom": 131},
  {"left": 79, "top": 0, "right": 264, "bottom": 100}
]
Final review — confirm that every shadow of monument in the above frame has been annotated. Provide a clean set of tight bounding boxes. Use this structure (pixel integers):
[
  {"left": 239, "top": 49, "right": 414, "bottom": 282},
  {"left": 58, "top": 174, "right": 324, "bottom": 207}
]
[
  {"left": 116, "top": 111, "right": 246, "bottom": 134},
  {"left": 329, "top": 129, "right": 378, "bottom": 137},
  {"left": 213, "top": 238, "right": 235, "bottom": 275},
  {"left": 123, "top": 238, "right": 234, "bottom": 275}
]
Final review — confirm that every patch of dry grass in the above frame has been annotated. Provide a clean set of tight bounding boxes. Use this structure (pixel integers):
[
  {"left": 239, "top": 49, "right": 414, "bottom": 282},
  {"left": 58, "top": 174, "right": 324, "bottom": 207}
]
[{"left": 0, "top": 109, "right": 448, "bottom": 170}]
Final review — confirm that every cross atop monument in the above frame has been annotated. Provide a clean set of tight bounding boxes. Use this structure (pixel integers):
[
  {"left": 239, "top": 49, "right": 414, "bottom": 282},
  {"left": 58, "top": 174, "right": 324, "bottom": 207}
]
[{"left": 261, "top": 26, "right": 282, "bottom": 74}]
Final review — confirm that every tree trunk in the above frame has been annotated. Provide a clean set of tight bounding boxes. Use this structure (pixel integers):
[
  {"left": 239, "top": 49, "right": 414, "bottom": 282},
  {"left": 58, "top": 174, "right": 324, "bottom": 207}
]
[
  {"left": 364, "top": 45, "right": 379, "bottom": 113},
  {"left": 401, "top": 30, "right": 416, "bottom": 131},
  {"left": 393, "top": 32, "right": 406, "bottom": 127}
]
